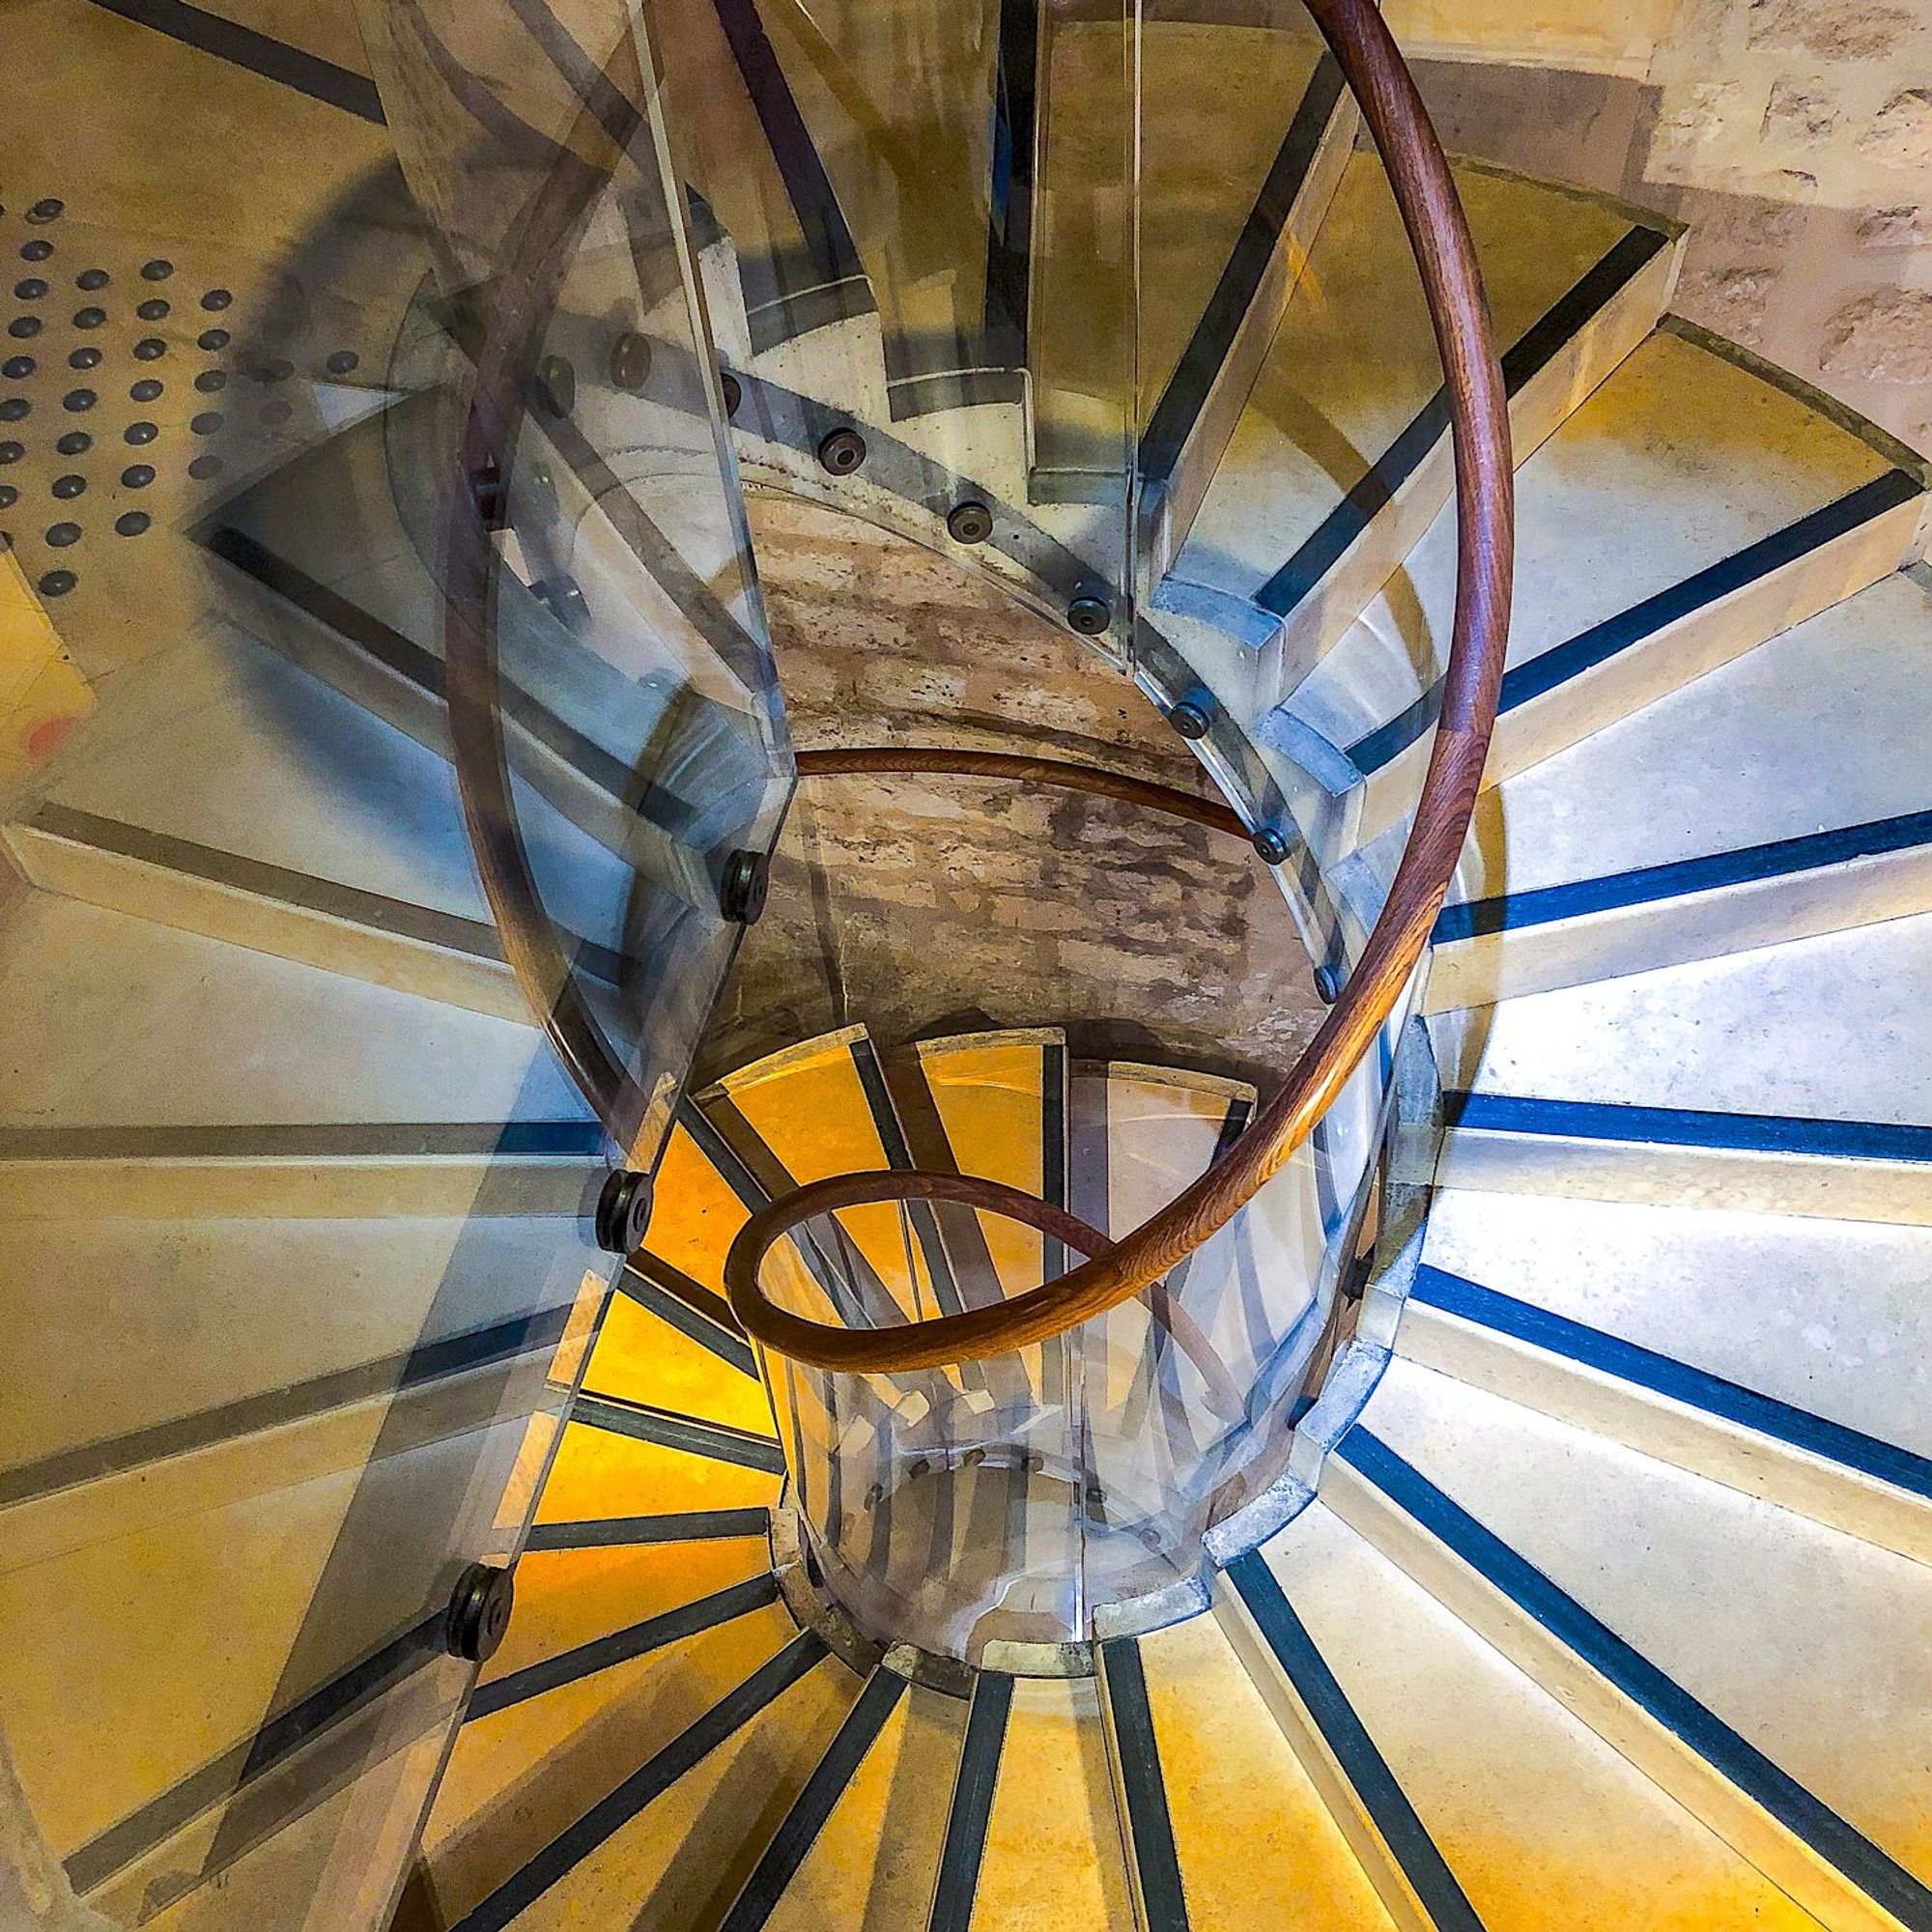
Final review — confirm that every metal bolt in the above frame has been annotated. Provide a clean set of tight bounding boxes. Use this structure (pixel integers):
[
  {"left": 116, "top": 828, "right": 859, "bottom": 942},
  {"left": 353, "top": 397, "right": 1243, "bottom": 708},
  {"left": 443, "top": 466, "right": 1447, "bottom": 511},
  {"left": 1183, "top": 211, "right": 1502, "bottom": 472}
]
[
  {"left": 1251, "top": 826, "right": 1292, "bottom": 866},
  {"left": 720, "top": 847, "right": 770, "bottom": 925},
  {"left": 444, "top": 1562, "right": 515, "bottom": 1663},
  {"left": 816, "top": 426, "right": 866, "bottom": 476},
  {"left": 1168, "top": 698, "right": 1212, "bottom": 740},
  {"left": 1314, "top": 964, "right": 1344, "bottom": 1006},
  {"left": 610, "top": 330, "right": 652, "bottom": 394},
  {"left": 1066, "top": 593, "right": 1112, "bottom": 636},
  {"left": 947, "top": 500, "right": 993, "bottom": 544},
  {"left": 531, "top": 575, "right": 587, "bottom": 628},
  {"left": 593, "top": 1167, "right": 654, "bottom": 1255},
  {"left": 720, "top": 369, "right": 742, "bottom": 418},
  {"left": 536, "top": 353, "right": 576, "bottom": 419}
]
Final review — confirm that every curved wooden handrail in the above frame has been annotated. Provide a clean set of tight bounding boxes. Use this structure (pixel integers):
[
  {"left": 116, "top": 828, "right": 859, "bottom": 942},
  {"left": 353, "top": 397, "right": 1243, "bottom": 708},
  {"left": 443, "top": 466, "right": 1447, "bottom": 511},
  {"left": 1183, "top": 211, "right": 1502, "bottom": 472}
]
[
  {"left": 794, "top": 747, "right": 1248, "bottom": 839},
  {"left": 724, "top": 0, "right": 1513, "bottom": 1372},
  {"left": 729, "top": 1169, "right": 1248, "bottom": 1418}
]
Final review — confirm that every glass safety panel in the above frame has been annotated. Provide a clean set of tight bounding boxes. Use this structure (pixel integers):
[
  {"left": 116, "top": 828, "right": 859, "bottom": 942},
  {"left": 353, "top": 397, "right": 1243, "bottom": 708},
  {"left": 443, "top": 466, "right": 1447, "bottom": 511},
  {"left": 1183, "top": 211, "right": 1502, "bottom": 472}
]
[{"left": 0, "top": 0, "right": 789, "bottom": 1924}]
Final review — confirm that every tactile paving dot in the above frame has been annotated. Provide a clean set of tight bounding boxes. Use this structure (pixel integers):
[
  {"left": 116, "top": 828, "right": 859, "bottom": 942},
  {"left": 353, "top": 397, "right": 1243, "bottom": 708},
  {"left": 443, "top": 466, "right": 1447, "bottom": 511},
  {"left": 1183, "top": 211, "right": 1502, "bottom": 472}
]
[{"left": 0, "top": 192, "right": 392, "bottom": 605}]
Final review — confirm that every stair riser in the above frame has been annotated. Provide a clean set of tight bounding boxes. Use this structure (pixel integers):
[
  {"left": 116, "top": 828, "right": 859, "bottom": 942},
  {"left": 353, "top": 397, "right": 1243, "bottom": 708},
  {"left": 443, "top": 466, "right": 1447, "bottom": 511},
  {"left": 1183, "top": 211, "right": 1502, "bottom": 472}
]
[
  {"left": 1395, "top": 1302, "right": 1932, "bottom": 1567},
  {"left": 1426, "top": 841, "right": 1932, "bottom": 1014},
  {"left": 1423, "top": 1132, "right": 1932, "bottom": 1226},
  {"left": 1321, "top": 1459, "right": 1917, "bottom": 1932}
]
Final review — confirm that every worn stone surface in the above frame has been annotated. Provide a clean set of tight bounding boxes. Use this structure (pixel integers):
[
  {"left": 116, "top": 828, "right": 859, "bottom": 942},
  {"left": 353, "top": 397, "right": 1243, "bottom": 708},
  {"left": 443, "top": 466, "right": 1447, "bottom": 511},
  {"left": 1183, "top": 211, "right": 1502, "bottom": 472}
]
[
  {"left": 1821, "top": 288, "right": 1932, "bottom": 383},
  {"left": 704, "top": 499, "right": 1325, "bottom": 1088}
]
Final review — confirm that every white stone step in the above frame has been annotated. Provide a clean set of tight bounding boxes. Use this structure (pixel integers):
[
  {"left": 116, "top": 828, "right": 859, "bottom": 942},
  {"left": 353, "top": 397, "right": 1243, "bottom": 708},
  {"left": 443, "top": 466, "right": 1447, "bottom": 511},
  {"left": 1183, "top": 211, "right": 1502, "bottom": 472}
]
[
  {"left": 1429, "top": 566, "right": 1932, "bottom": 1010},
  {"left": 1334, "top": 1359, "right": 1932, "bottom": 1929},
  {"left": 1427, "top": 912, "right": 1932, "bottom": 1224},
  {"left": 1296, "top": 327, "right": 1925, "bottom": 854},
  {"left": 1169, "top": 158, "right": 1679, "bottom": 714}
]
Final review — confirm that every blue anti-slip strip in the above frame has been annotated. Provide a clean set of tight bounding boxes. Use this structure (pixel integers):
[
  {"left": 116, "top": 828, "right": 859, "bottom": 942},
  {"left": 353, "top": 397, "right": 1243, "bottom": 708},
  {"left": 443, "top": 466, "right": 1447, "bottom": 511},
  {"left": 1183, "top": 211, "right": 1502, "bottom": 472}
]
[
  {"left": 1442, "top": 1092, "right": 1932, "bottom": 1166},
  {"left": 1410, "top": 1265, "right": 1932, "bottom": 1500},
  {"left": 1351, "top": 469, "right": 1923, "bottom": 777},
  {"left": 1223, "top": 1549, "right": 1488, "bottom": 1930},
  {"left": 1434, "top": 807, "right": 1932, "bottom": 943},
  {"left": 1338, "top": 1429, "right": 1932, "bottom": 1929}
]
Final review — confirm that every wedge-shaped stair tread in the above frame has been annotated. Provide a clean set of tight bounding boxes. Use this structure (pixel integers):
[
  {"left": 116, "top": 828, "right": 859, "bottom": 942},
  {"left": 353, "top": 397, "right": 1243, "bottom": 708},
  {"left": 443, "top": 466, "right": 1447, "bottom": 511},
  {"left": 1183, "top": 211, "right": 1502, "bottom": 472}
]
[
  {"left": 1430, "top": 568, "right": 1932, "bottom": 1007},
  {"left": 729, "top": 1673, "right": 962, "bottom": 1931},
  {"left": 453, "top": 1640, "right": 861, "bottom": 1931},
  {"left": 1250, "top": 1500, "right": 1833, "bottom": 1932},
  {"left": 1297, "top": 327, "right": 1918, "bottom": 803},
  {"left": 702, "top": 1026, "right": 931, "bottom": 1316},
  {"left": 639, "top": 1118, "right": 763, "bottom": 1296},
  {"left": 533, "top": 1412, "right": 783, "bottom": 1528},
  {"left": 1431, "top": 909, "right": 1932, "bottom": 1129},
  {"left": 0, "top": 893, "right": 584, "bottom": 1128},
  {"left": 423, "top": 1540, "right": 791, "bottom": 1925},
  {"left": 1419, "top": 1190, "right": 1932, "bottom": 1460},
  {"left": 963, "top": 1674, "right": 1135, "bottom": 1932},
  {"left": 1134, "top": 1611, "right": 1396, "bottom": 1932},
  {"left": 1354, "top": 1360, "right": 1932, "bottom": 1896},
  {"left": 581, "top": 1288, "right": 771, "bottom": 1438},
  {"left": 1180, "top": 157, "right": 1665, "bottom": 606}
]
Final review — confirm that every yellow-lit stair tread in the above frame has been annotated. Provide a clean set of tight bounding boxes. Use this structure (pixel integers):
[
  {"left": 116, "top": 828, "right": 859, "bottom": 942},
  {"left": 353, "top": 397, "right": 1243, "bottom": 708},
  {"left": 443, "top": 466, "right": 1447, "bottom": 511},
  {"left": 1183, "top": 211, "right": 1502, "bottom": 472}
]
[
  {"left": 1138, "top": 1613, "right": 1397, "bottom": 1932},
  {"left": 533, "top": 1420, "right": 781, "bottom": 1527},
  {"left": 581, "top": 1293, "right": 772, "bottom": 1438},
  {"left": 506, "top": 1647, "right": 861, "bottom": 1931},
  {"left": 424, "top": 1541, "right": 796, "bottom": 1926},
  {"left": 754, "top": 1675, "right": 963, "bottom": 1929},
  {"left": 969, "top": 1676, "right": 1134, "bottom": 1932}
]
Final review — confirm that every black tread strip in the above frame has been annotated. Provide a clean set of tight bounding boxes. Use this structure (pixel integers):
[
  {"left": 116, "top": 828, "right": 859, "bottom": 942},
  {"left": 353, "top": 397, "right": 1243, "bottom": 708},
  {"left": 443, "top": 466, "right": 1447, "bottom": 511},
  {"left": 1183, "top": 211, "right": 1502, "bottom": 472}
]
[
  {"left": 719, "top": 1668, "right": 909, "bottom": 1929},
  {"left": 1100, "top": 1639, "right": 1191, "bottom": 1930},
  {"left": 83, "top": 0, "right": 385, "bottom": 122},
  {"left": 452, "top": 1632, "right": 828, "bottom": 1931},
  {"left": 525, "top": 1507, "right": 771, "bottom": 1549},
  {"left": 572, "top": 1393, "right": 785, "bottom": 1473},
  {"left": 469, "top": 1572, "right": 780, "bottom": 1719},
  {"left": 927, "top": 1671, "right": 1014, "bottom": 1932}
]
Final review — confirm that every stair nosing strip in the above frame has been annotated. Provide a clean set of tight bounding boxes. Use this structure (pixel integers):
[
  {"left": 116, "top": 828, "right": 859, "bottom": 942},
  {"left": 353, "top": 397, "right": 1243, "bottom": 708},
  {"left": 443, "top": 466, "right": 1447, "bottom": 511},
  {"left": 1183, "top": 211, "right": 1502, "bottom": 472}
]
[
  {"left": 1441, "top": 1094, "right": 1932, "bottom": 1166},
  {"left": 571, "top": 1393, "right": 785, "bottom": 1473},
  {"left": 1098, "top": 1638, "right": 1192, "bottom": 1930},
  {"left": 1435, "top": 804, "right": 1932, "bottom": 944},
  {"left": 524, "top": 1508, "right": 772, "bottom": 1551}
]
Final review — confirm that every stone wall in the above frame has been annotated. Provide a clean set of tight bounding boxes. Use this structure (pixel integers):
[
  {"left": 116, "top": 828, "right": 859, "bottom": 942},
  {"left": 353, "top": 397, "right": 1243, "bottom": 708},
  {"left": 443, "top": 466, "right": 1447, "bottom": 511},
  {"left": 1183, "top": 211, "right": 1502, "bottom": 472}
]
[
  {"left": 1406, "top": 0, "right": 1932, "bottom": 456},
  {"left": 700, "top": 497, "right": 1327, "bottom": 1088}
]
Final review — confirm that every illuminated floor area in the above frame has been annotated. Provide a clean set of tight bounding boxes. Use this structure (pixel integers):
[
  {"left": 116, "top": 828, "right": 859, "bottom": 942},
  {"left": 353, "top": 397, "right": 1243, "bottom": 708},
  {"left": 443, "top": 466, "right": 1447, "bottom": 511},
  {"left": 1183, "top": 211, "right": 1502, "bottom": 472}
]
[{"left": 3, "top": 2, "right": 1932, "bottom": 1930}]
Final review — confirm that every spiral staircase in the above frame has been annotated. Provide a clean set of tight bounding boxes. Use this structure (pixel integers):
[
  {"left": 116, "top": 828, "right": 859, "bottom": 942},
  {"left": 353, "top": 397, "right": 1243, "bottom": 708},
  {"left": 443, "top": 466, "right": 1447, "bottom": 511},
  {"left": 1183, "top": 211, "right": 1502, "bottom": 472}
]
[{"left": 2, "top": 0, "right": 1930, "bottom": 1929}]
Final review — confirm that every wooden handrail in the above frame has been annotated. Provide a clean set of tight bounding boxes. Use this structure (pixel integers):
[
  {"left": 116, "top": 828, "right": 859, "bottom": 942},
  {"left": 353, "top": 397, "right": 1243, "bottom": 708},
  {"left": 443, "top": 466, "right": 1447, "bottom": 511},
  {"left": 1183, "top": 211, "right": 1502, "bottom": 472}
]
[
  {"left": 794, "top": 747, "right": 1249, "bottom": 839},
  {"left": 724, "top": 0, "right": 1513, "bottom": 1372}
]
